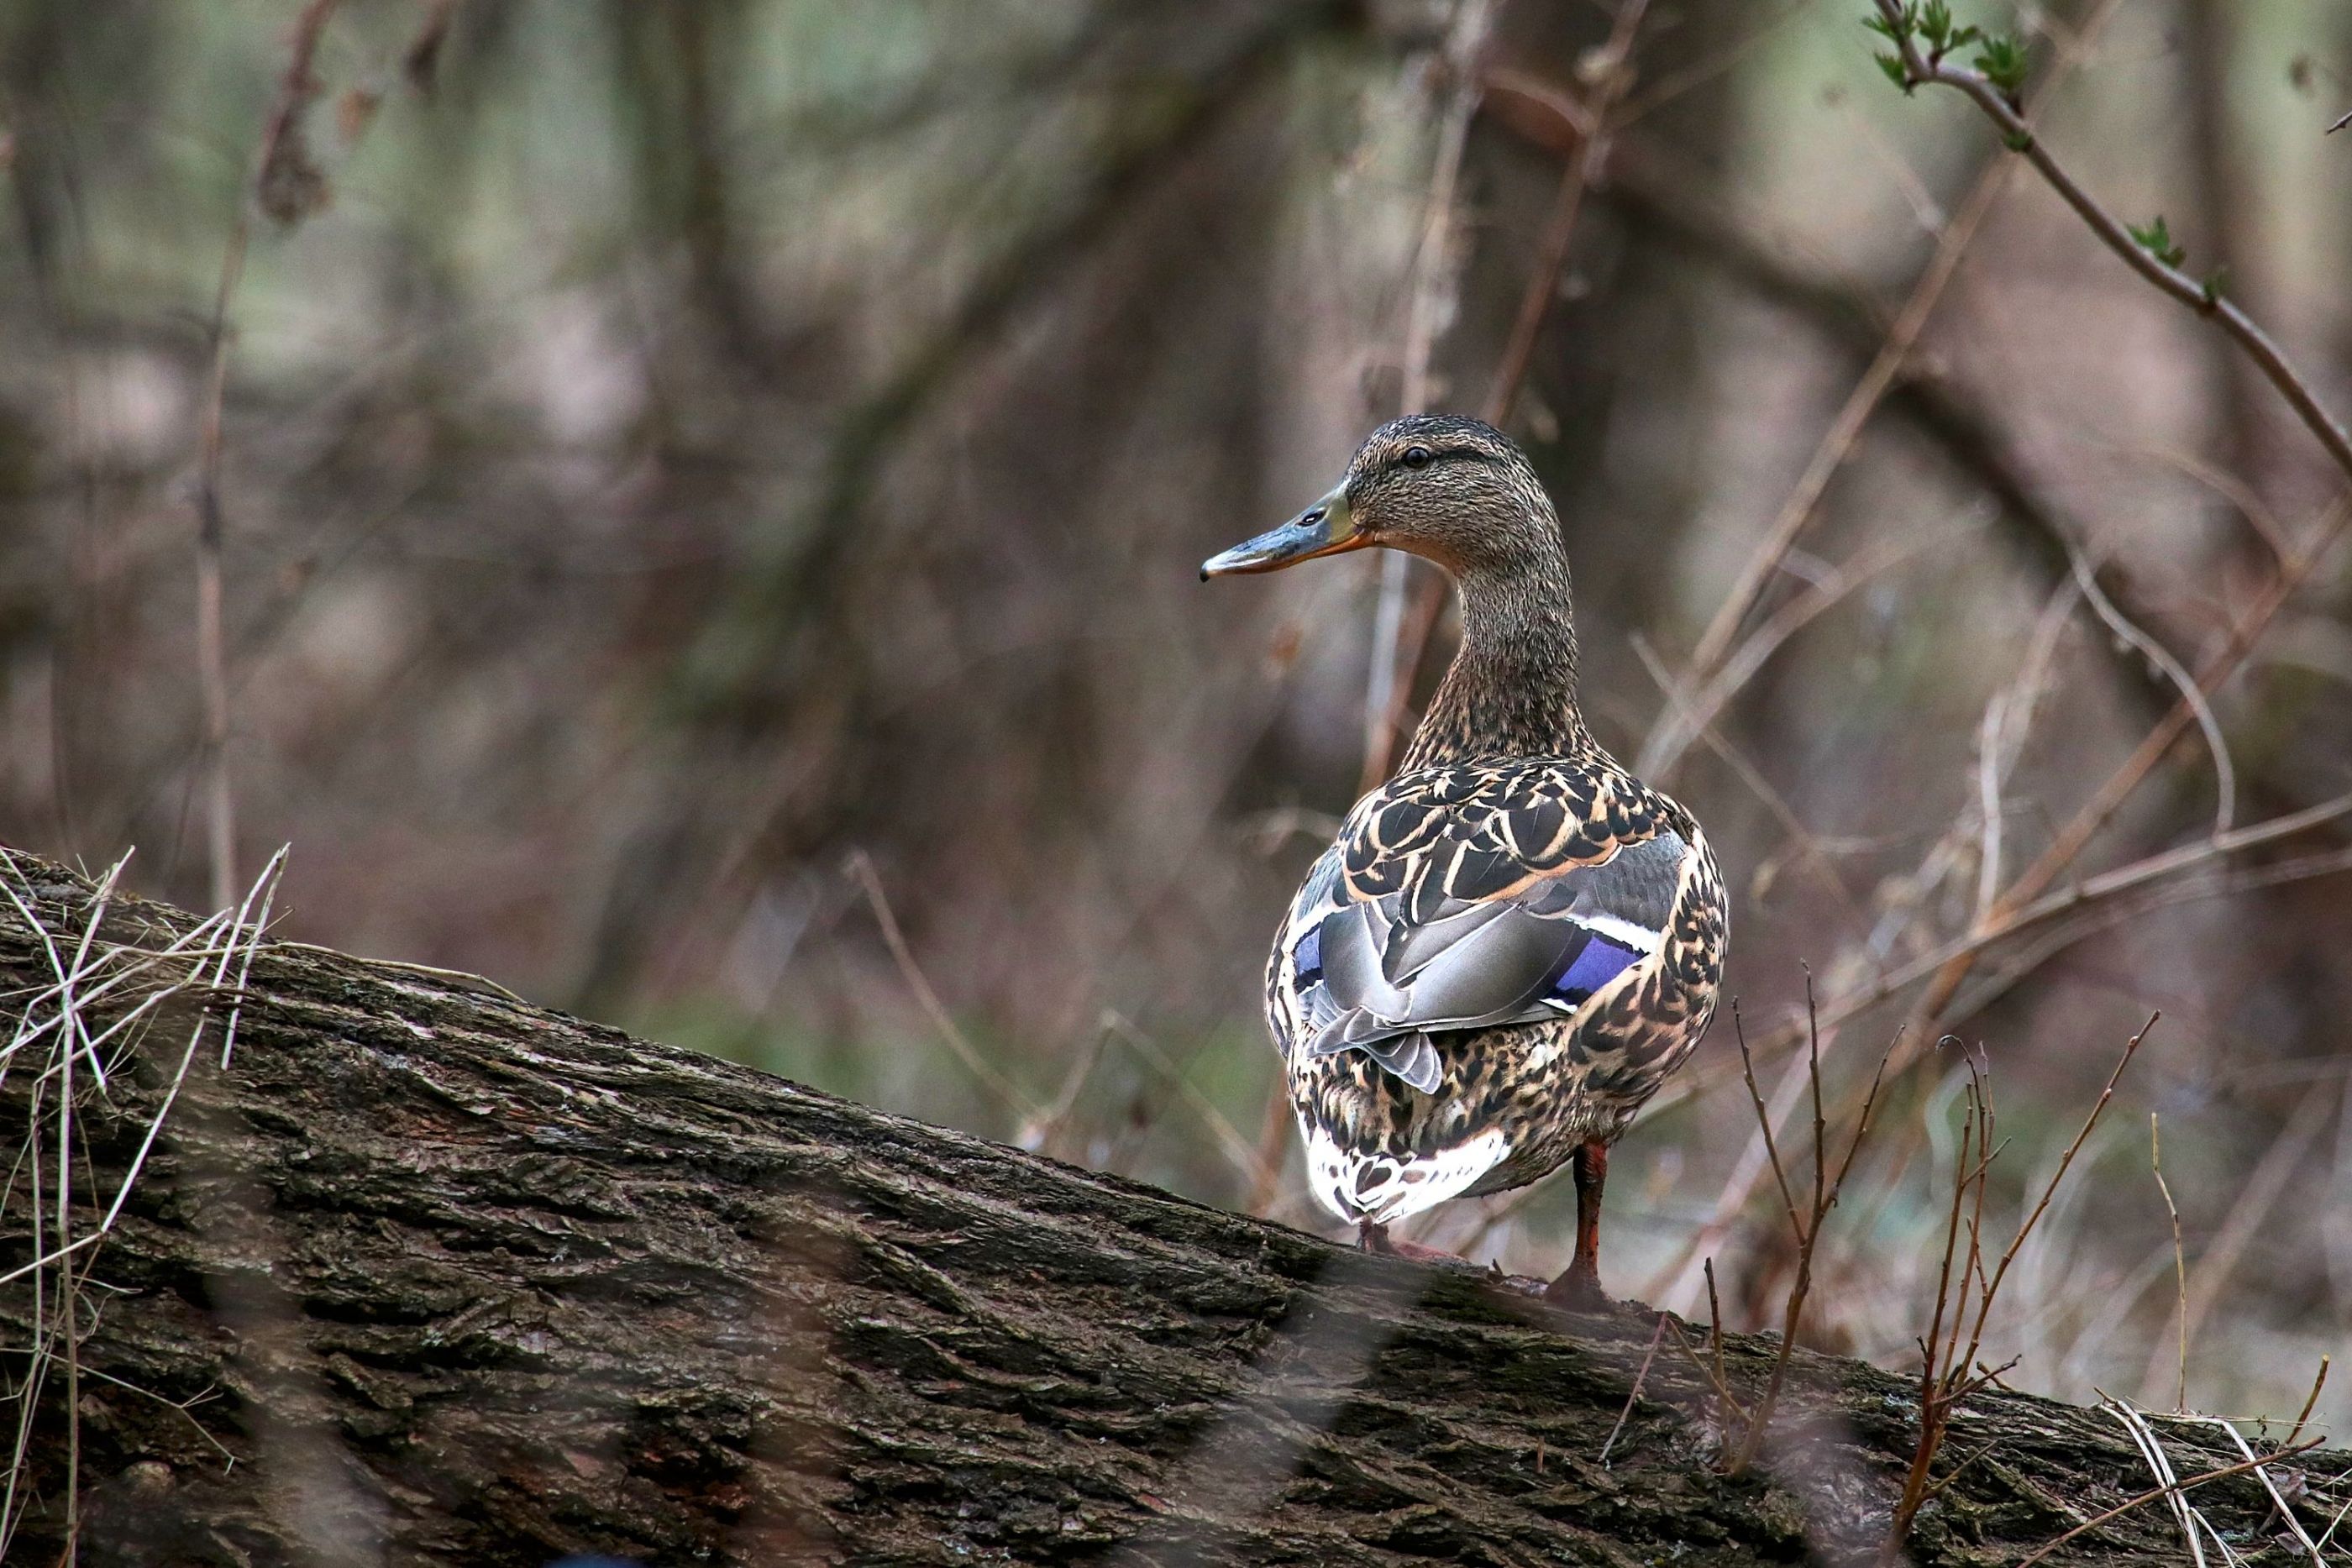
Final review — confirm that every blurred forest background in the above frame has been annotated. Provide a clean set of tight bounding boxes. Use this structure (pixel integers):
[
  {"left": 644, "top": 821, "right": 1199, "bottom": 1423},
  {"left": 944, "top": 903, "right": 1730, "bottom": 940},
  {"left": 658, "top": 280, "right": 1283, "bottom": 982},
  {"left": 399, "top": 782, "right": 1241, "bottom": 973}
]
[{"left": 3, "top": 0, "right": 2349, "bottom": 1440}]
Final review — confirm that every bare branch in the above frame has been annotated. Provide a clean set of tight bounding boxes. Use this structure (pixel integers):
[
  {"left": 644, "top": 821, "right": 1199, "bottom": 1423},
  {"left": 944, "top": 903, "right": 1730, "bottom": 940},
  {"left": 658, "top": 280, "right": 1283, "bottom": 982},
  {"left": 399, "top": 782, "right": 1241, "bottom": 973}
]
[
  {"left": 1876, "top": 0, "right": 2352, "bottom": 485},
  {"left": 1642, "top": 0, "right": 2131, "bottom": 779},
  {"left": 1364, "top": 0, "right": 1654, "bottom": 784},
  {"left": 1362, "top": 0, "right": 1496, "bottom": 789}
]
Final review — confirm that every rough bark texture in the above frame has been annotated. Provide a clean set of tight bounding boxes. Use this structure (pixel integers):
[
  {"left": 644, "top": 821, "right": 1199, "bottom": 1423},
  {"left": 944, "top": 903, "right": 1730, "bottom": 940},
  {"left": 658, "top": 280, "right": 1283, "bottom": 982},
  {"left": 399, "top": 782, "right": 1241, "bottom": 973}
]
[{"left": 0, "top": 852, "right": 2339, "bottom": 1566}]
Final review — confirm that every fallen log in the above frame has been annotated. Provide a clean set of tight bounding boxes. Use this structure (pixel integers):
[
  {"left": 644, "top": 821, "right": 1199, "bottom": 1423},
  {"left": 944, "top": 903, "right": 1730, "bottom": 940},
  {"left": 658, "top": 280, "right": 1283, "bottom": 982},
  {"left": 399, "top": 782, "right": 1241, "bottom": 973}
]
[{"left": 0, "top": 848, "right": 2336, "bottom": 1565}]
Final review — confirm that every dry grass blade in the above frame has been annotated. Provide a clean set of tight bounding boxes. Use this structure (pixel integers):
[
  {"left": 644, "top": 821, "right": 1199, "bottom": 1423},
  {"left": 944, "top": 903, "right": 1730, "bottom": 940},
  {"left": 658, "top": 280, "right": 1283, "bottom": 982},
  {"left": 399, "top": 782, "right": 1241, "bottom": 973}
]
[
  {"left": 2101, "top": 1400, "right": 2218, "bottom": 1567},
  {"left": 2011, "top": 1434, "right": 2328, "bottom": 1568},
  {"left": 2171, "top": 1408, "right": 2328, "bottom": 1568},
  {"left": 0, "top": 848, "right": 286, "bottom": 1559},
  {"left": 2141, "top": 1095, "right": 2333, "bottom": 1409}
]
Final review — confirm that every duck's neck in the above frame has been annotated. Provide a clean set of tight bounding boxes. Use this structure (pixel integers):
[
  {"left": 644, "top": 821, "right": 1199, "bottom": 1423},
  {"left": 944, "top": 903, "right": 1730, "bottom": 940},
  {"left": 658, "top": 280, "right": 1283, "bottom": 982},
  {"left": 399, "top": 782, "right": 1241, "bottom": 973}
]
[{"left": 1398, "top": 533, "right": 1592, "bottom": 770}]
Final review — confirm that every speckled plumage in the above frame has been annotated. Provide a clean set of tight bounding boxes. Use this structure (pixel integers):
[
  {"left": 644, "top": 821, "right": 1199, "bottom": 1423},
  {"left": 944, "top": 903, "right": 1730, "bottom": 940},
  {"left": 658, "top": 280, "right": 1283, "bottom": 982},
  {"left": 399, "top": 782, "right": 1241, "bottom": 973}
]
[
  {"left": 1205, "top": 414, "right": 1727, "bottom": 1293},
  {"left": 1269, "top": 755, "right": 1725, "bottom": 1227}
]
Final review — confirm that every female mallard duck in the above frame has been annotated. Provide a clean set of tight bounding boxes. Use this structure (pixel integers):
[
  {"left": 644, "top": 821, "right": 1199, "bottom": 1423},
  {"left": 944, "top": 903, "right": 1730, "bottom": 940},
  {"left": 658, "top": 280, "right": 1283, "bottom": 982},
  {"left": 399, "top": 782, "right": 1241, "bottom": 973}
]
[{"left": 1203, "top": 414, "right": 1726, "bottom": 1305}]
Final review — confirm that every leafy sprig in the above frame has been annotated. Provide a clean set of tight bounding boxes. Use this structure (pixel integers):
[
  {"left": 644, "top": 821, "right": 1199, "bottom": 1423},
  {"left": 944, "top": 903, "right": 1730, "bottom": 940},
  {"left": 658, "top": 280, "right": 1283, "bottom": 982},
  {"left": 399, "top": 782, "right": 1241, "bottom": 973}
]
[
  {"left": 1971, "top": 32, "right": 2029, "bottom": 99},
  {"left": 1863, "top": 5, "right": 2024, "bottom": 103},
  {"left": 2126, "top": 215, "right": 2187, "bottom": 270}
]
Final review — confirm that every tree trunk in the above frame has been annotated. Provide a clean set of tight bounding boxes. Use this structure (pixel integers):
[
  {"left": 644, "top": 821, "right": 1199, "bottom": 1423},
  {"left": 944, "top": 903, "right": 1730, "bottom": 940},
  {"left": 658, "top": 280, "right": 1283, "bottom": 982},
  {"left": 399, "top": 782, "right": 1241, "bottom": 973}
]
[{"left": 0, "top": 850, "right": 2335, "bottom": 1566}]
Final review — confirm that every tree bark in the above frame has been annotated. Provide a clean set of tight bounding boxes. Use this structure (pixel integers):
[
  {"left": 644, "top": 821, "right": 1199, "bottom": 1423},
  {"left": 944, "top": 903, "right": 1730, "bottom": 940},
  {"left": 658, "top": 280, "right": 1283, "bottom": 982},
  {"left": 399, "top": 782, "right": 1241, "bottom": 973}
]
[{"left": 0, "top": 850, "right": 2337, "bottom": 1566}]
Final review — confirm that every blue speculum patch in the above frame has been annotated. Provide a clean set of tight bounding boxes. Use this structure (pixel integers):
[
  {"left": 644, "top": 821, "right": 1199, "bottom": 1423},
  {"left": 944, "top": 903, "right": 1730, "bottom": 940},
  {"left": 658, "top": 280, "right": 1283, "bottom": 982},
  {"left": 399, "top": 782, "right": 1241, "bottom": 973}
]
[
  {"left": 1293, "top": 927, "right": 1322, "bottom": 983},
  {"left": 1554, "top": 935, "right": 1639, "bottom": 1004}
]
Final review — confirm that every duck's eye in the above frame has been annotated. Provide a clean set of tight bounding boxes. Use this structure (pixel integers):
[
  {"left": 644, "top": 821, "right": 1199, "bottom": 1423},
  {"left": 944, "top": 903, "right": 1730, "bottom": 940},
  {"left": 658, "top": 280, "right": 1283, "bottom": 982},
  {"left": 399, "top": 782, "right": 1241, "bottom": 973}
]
[{"left": 1401, "top": 446, "right": 1433, "bottom": 470}]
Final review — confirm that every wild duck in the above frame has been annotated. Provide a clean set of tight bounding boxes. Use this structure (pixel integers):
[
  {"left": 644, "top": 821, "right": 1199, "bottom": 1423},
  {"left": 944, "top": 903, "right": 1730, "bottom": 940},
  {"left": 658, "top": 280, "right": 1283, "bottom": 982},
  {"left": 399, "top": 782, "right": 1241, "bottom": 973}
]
[{"left": 1202, "top": 414, "right": 1726, "bottom": 1305}]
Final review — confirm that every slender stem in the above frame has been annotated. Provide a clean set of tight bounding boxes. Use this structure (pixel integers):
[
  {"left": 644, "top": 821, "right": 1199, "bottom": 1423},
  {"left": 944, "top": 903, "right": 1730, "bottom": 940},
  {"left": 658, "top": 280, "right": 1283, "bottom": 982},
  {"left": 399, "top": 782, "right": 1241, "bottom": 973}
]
[
  {"left": 1365, "top": 0, "right": 1651, "bottom": 782},
  {"left": 1918, "top": 498, "right": 2352, "bottom": 1020},
  {"left": 1483, "top": 0, "right": 1650, "bottom": 427},
  {"left": 1954, "top": 1018, "right": 2154, "bottom": 1392},
  {"left": 1649, "top": 0, "right": 2129, "bottom": 778},
  {"left": 1879, "top": 5, "right": 2352, "bottom": 483},
  {"left": 1362, "top": 0, "right": 1494, "bottom": 789},
  {"left": 2283, "top": 1356, "right": 2329, "bottom": 1450},
  {"left": 1732, "top": 1004, "right": 1803, "bottom": 1239},
  {"left": 2149, "top": 1113, "right": 2187, "bottom": 1412},
  {"left": 848, "top": 850, "right": 1041, "bottom": 1123},
  {"left": 190, "top": 0, "right": 343, "bottom": 910},
  {"left": 1599, "top": 1313, "right": 1668, "bottom": 1467}
]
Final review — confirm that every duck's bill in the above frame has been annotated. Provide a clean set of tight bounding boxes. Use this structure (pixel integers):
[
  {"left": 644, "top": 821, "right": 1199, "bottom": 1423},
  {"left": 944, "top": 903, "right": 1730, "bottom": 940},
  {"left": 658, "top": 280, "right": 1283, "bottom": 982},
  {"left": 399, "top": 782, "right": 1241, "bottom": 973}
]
[{"left": 1200, "top": 487, "right": 1361, "bottom": 579}]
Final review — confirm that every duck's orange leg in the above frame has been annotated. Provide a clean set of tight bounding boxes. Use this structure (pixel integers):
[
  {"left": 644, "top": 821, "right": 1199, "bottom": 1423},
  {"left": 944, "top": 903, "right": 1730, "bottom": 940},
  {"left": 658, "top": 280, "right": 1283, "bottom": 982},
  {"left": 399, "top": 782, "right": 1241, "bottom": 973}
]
[{"left": 1543, "top": 1139, "right": 1610, "bottom": 1308}]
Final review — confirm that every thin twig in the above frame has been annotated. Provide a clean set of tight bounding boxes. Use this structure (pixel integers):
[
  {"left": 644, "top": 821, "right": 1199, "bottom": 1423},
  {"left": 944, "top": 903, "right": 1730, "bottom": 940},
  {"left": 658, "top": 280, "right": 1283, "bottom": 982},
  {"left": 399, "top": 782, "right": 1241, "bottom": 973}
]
[
  {"left": 1018, "top": 1020, "right": 1112, "bottom": 1157},
  {"left": 1883, "top": 1020, "right": 2150, "bottom": 1560},
  {"left": 1955, "top": 1016, "right": 2155, "bottom": 1383},
  {"left": 845, "top": 850, "right": 1040, "bottom": 1124},
  {"left": 1642, "top": 0, "right": 2128, "bottom": 781},
  {"left": 1361, "top": 0, "right": 1493, "bottom": 790},
  {"left": 2150, "top": 1114, "right": 2187, "bottom": 1413},
  {"left": 1732, "top": 1003, "right": 1802, "bottom": 1239},
  {"left": 1919, "top": 490, "right": 2352, "bottom": 1020},
  {"left": 1599, "top": 1313, "right": 1668, "bottom": 1467},
  {"left": 1646, "top": 516, "right": 1986, "bottom": 783},
  {"left": 2285, "top": 1357, "right": 2331, "bottom": 1452},
  {"left": 1663, "top": 1307, "right": 1746, "bottom": 1423},
  {"left": 1702, "top": 1256, "right": 1746, "bottom": 1420},
  {"left": 1365, "top": 0, "right": 1653, "bottom": 779},
  {"left": 1709, "top": 788, "right": 2352, "bottom": 1078},
  {"left": 1486, "top": 0, "right": 1651, "bottom": 422},
  {"left": 189, "top": 0, "right": 343, "bottom": 909},
  {"left": 1879, "top": 3, "right": 2352, "bottom": 484},
  {"left": 1614, "top": 0, "right": 1814, "bottom": 125},
  {"left": 2067, "top": 545, "right": 2234, "bottom": 834},
  {"left": 1098, "top": 1010, "right": 1271, "bottom": 1193},
  {"left": 1728, "top": 984, "right": 1888, "bottom": 1477}
]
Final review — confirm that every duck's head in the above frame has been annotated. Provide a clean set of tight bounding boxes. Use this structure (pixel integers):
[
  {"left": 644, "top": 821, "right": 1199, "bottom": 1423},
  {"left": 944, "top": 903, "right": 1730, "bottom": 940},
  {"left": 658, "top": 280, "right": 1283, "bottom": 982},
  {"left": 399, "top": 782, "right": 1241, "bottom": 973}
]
[{"left": 1200, "top": 413, "right": 1554, "bottom": 582}]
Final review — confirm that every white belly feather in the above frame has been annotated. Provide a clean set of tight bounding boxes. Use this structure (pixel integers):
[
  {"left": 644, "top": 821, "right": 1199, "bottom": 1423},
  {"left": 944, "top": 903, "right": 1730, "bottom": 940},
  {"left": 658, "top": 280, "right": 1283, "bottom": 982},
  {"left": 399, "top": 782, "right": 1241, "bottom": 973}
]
[{"left": 1303, "top": 1122, "right": 1510, "bottom": 1225}]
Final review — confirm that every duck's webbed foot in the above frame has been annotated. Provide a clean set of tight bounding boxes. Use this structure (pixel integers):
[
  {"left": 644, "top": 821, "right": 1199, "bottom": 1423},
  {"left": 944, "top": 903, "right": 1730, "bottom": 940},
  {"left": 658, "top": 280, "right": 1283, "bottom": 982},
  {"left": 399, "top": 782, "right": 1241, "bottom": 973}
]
[
  {"left": 1357, "top": 1219, "right": 1463, "bottom": 1263},
  {"left": 1541, "top": 1260, "right": 1610, "bottom": 1311}
]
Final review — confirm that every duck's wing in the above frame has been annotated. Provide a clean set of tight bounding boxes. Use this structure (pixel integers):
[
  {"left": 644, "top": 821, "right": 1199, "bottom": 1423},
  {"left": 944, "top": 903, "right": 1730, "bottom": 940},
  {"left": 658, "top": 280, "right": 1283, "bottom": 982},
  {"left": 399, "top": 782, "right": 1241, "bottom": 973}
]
[{"left": 1278, "top": 759, "right": 1693, "bottom": 1092}]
